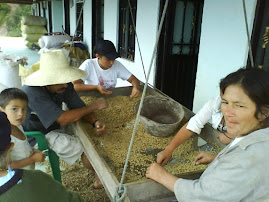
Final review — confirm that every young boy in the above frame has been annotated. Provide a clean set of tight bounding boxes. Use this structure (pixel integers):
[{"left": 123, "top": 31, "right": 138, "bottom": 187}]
[
  {"left": 73, "top": 39, "right": 141, "bottom": 98},
  {"left": 0, "top": 112, "right": 84, "bottom": 201},
  {"left": 0, "top": 88, "right": 45, "bottom": 170}
]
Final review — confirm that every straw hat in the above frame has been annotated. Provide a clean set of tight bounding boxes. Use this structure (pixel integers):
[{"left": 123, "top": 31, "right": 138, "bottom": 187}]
[{"left": 24, "top": 50, "right": 87, "bottom": 86}]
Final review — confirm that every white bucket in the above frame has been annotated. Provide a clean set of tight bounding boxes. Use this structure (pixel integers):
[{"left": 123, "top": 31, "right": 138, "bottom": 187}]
[{"left": 0, "top": 54, "right": 27, "bottom": 89}]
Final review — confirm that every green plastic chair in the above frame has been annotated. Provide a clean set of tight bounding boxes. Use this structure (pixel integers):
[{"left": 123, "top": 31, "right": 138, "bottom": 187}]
[{"left": 25, "top": 131, "right": 62, "bottom": 183}]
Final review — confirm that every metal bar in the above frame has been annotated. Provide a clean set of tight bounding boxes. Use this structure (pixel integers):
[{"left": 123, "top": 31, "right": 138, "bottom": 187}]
[
  {"left": 180, "top": 0, "right": 187, "bottom": 54},
  {"left": 242, "top": 0, "right": 255, "bottom": 68}
]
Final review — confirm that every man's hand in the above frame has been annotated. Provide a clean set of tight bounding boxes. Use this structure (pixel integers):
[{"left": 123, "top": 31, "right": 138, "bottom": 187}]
[
  {"left": 97, "top": 85, "right": 112, "bottom": 95},
  {"left": 157, "top": 149, "right": 173, "bottom": 166},
  {"left": 130, "top": 87, "right": 141, "bottom": 98},
  {"left": 94, "top": 98, "right": 109, "bottom": 110},
  {"left": 217, "top": 132, "right": 233, "bottom": 145},
  {"left": 94, "top": 120, "right": 106, "bottom": 136},
  {"left": 194, "top": 151, "right": 216, "bottom": 165}
]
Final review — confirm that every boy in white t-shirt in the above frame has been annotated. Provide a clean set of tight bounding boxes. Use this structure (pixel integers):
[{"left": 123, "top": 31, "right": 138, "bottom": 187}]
[
  {"left": 73, "top": 40, "right": 141, "bottom": 98},
  {"left": 0, "top": 88, "right": 45, "bottom": 170}
]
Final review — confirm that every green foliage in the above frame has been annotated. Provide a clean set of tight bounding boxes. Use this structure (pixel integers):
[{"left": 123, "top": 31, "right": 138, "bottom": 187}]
[
  {"left": 0, "top": 4, "right": 11, "bottom": 27},
  {"left": 6, "top": 4, "right": 32, "bottom": 37}
]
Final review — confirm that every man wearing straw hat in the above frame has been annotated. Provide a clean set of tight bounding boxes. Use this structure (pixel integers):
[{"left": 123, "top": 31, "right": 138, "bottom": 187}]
[
  {"left": 22, "top": 50, "right": 108, "bottom": 188},
  {"left": 0, "top": 112, "right": 84, "bottom": 201}
]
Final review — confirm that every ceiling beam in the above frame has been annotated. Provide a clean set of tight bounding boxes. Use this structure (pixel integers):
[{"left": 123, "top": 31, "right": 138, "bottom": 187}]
[{"left": 0, "top": 0, "right": 51, "bottom": 4}]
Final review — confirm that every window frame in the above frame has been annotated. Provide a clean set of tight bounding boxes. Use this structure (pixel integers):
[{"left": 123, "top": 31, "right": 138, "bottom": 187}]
[{"left": 118, "top": 0, "right": 137, "bottom": 61}]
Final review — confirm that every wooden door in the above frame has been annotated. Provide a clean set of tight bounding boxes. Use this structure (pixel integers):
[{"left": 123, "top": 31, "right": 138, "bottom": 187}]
[
  {"left": 92, "top": 0, "right": 104, "bottom": 57},
  {"left": 250, "top": 0, "right": 269, "bottom": 71},
  {"left": 156, "top": 0, "right": 204, "bottom": 110}
]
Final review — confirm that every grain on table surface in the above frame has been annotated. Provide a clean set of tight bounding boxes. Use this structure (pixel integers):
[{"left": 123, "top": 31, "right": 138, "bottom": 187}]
[
  {"left": 80, "top": 95, "right": 220, "bottom": 182},
  {"left": 39, "top": 95, "right": 220, "bottom": 201}
]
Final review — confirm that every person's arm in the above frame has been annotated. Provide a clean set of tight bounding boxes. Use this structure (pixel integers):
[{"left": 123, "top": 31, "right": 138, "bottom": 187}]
[
  {"left": 127, "top": 75, "right": 141, "bottom": 98},
  {"left": 56, "top": 97, "right": 108, "bottom": 126},
  {"left": 157, "top": 122, "right": 194, "bottom": 166},
  {"left": 216, "top": 132, "right": 235, "bottom": 145},
  {"left": 73, "top": 79, "right": 112, "bottom": 95},
  {"left": 146, "top": 163, "right": 178, "bottom": 192},
  {"left": 10, "top": 149, "right": 46, "bottom": 169}
]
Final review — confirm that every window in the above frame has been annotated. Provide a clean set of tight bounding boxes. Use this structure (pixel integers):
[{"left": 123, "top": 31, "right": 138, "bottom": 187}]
[
  {"left": 92, "top": 0, "right": 104, "bottom": 55},
  {"left": 76, "top": 2, "right": 83, "bottom": 40},
  {"left": 118, "top": 0, "right": 137, "bottom": 61}
]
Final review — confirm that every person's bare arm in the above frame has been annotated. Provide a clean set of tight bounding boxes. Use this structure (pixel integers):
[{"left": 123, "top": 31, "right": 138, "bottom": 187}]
[
  {"left": 56, "top": 97, "right": 108, "bottom": 126},
  {"left": 10, "top": 150, "right": 46, "bottom": 169},
  {"left": 73, "top": 79, "right": 112, "bottom": 95},
  {"left": 157, "top": 122, "right": 194, "bottom": 166},
  {"left": 73, "top": 79, "right": 99, "bottom": 92},
  {"left": 127, "top": 75, "right": 141, "bottom": 98},
  {"left": 146, "top": 163, "right": 178, "bottom": 192}
]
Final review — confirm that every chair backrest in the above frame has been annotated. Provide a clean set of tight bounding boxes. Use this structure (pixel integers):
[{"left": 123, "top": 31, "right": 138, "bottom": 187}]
[{"left": 25, "top": 131, "right": 62, "bottom": 183}]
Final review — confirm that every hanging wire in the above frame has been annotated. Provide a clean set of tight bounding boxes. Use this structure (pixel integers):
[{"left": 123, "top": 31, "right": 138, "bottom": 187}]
[
  {"left": 68, "top": 0, "right": 85, "bottom": 61},
  {"left": 113, "top": 0, "right": 169, "bottom": 201},
  {"left": 127, "top": 0, "right": 147, "bottom": 80},
  {"left": 242, "top": 0, "right": 255, "bottom": 68}
]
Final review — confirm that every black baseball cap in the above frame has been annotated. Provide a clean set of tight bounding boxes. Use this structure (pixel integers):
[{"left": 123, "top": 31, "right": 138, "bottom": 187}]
[
  {"left": 0, "top": 112, "right": 11, "bottom": 151},
  {"left": 96, "top": 40, "right": 120, "bottom": 60}
]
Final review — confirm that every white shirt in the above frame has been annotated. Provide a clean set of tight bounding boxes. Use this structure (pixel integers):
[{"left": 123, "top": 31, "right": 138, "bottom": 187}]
[
  {"left": 229, "top": 136, "right": 247, "bottom": 148},
  {"left": 0, "top": 168, "right": 16, "bottom": 187},
  {"left": 10, "top": 125, "right": 34, "bottom": 170},
  {"left": 187, "top": 95, "right": 223, "bottom": 134},
  {"left": 79, "top": 58, "right": 132, "bottom": 88}
]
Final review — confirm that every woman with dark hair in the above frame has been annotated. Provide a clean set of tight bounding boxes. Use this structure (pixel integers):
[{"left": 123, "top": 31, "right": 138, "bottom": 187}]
[{"left": 146, "top": 68, "right": 269, "bottom": 201}]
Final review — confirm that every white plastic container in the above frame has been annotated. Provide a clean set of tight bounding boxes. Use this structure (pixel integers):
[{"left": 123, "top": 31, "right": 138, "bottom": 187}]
[{"left": 0, "top": 54, "right": 27, "bottom": 88}]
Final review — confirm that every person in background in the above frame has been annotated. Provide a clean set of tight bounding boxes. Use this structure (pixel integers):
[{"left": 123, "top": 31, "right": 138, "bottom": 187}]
[
  {"left": 157, "top": 91, "right": 237, "bottom": 166},
  {"left": 0, "top": 88, "right": 45, "bottom": 170},
  {"left": 73, "top": 39, "right": 141, "bottom": 98},
  {"left": 146, "top": 68, "right": 269, "bottom": 201},
  {"left": 22, "top": 50, "right": 109, "bottom": 189},
  {"left": 0, "top": 112, "right": 84, "bottom": 201}
]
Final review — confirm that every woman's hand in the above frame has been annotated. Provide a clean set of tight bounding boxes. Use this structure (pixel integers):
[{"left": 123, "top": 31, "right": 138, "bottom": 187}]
[
  {"left": 146, "top": 163, "right": 178, "bottom": 192},
  {"left": 157, "top": 149, "right": 173, "bottom": 166},
  {"left": 94, "top": 120, "right": 106, "bottom": 136},
  {"left": 97, "top": 85, "right": 112, "bottom": 95},
  {"left": 146, "top": 163, "right": 168, "bottom": 182},
  {"left": 217, "top": 132, "right": 234, "bottom": 145},
  {"left": 194, "top": 151, "right": 216, "bottom": 165}
]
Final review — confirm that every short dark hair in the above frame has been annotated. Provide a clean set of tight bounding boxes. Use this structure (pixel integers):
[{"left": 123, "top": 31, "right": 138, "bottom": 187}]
[
  {"left": 0, "top": 88, "right": 28, "bottom": 108},
  {"left": 95, "top": 39, "right": 120, "bottom": 60},
  {"left": 220, "top": 68, "right": 269, "bottom": 127}
]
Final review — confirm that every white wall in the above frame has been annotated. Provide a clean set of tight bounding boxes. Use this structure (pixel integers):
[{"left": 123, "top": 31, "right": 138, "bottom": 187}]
[
  {"left": 51, "top": 0, "right": 64, "bottom": 32},
  {"left": 83, "top": 0, "right": 92, "bottom": 54},
  {"left": 110, "top": 0, "right": 160, "bottom": 87},
  {"left": 103, "top": 0, "right": 119, "bottom": 45},
  {"left": 69, "top": 2, "right": 77, "bottom": 37},
  {"left": 192, "top": 0, "right": 257, "bottom": 113},
  {"left": 118, "top": 0, "right": 160, "bottom": 86}
]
